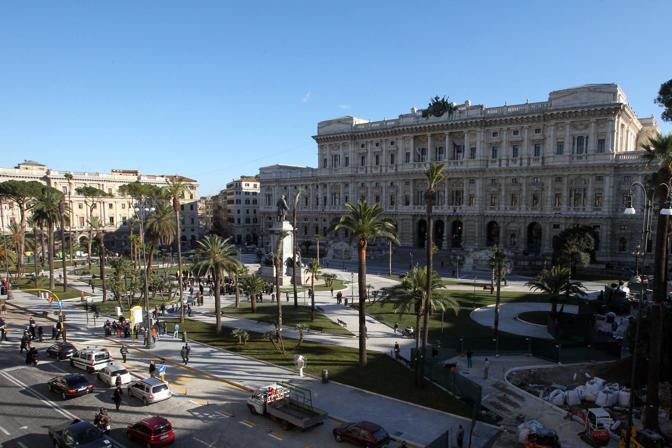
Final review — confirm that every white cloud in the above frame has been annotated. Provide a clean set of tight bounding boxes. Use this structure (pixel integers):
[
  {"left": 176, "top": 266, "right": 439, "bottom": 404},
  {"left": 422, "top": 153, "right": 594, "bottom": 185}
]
[
  {"left": 337, "top": 104, "right": 351, "bottom": 109},
  {"left": 302, "top": 91, "right": 312, "bottom": 103}
]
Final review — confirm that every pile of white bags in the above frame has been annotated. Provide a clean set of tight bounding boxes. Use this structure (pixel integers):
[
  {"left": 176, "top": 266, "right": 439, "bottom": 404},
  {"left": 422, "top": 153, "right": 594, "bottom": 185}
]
[
  {"left": 618, "top": 389, "right": 631, "bottom": 407},
  {"left": 548, "top": 389, "right": 566, "bottom": 406},
  {"left": 584, "top": 377, "right": 606, "bottom": 402},
  {"left": 565, "top": 388, "right": 582, "bottom": 406}
]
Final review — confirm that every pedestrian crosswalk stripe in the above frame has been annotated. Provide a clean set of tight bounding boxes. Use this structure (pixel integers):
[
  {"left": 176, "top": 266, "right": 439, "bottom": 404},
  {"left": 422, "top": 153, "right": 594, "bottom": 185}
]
[
  {"left": 0, "top": 425, "right": 9, "bottom": 436},
  {"left": 239, "top": 419, "right": 255, "bottom": 428},
  {"left": 269, "top": 432, "right": 283, "bottom": 441}
]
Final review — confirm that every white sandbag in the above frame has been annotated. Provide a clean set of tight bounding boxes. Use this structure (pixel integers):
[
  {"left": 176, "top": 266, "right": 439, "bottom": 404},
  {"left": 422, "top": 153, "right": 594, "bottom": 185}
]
[
  {"left": 585, "top": 377, "right": 605, "bottom": 401},
  {"left": 574, "top": 385, "right": 586, "bottom": 401},
  {"left": 596, "top": 390, "right": 618, "bottom": 407},
  {"left": 566, "top": 389, "right": 581, "bottom": 406},
  {"left": 549, "top": 389, "right": 566, "bottom": 406},
  {"left": 618, "top": 390, "right": 631, "bottom": 407}
]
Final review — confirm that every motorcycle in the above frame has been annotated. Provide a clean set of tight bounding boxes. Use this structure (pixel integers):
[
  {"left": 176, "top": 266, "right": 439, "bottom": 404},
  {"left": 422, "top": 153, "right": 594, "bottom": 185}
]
[
  {"left": 94, "top": 409, "right": 111, "bottom": 434},
  {"left": 401, "top": 327, "right": 415, "bottom": 338}
]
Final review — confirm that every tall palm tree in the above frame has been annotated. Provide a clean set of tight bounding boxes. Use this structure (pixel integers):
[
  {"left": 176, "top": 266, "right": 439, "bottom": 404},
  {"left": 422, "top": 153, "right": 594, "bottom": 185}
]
[
  {"left": 335, "top": 199, "right": 398, "bottom": 367},
  {"left": 144, "top": 204, "right": 175, "bottom": 275},
  {"left": 273, "top": 230, "right": 290, "bottom": 335},
  {"left": 229, "top": 263, "right": 247, "bottom": 309},
  {"left": 304, "top": 258, "right": 321, "bottom": 321},
  {"left": 490, "top": 244, "right": 506, "bottom": 348},
  {"left": 192, "top": 235, "right": 239, "bottom": 333},
  {"left": 291, "top": 190, "right": 302, "bottom": 308},
  {"left": 7, "top": 221, "right": 23, "bottom": 275},
  {"left": 526, "top": 265, "right": 584, "bottom": 315},
  {"left": 241, "top": 273, "right": 265, "bottom": 313},
  {"left": 420, "top": 161, "right": 446, "bottom": 382},
  {"left": 383, "top": 265, "right": 458, "bottom": 382},
  {"left": 164, "top": 177, "right": 189, "bottom": 323},
  {"left": 64, "top": 173, "right": 74, "bottom": 263},
  {"left": 640, "top": 131, "right": 672, "bottom": 429},
  {"left": 32, "top": 187, "right": 63, "bottom": 291},
  {"left": 58, "top": 196, "right": 69, "bottom": 291},
  {"left": 88, "top": 217, "right": 108, "bottom": 302}
]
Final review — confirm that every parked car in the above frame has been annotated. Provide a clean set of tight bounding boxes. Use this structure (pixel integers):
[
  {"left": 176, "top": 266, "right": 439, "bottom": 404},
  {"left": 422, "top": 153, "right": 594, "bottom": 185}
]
[
  {"left": 127, "top": 416, "right": 175, "bottom": 447},
  {"left": 48, "top": 374, "right": 94, "bottom": 400},
  {"left": 49, "top": 419, "right": 114, "bottom": 448},
  {"left": 333, "top": 421, "right": 390, "bottom": 447},
  {"left": 47, "top": 342, "right": 78, "bottom": 360},
  {"left": 97, "top": 364, "right": 132, "bottom": 387},
  {"left": 127, "top": 378, "right": 171, "bottom": 405},
  {"left": 71, "top": 347, "right": 112, "bottom": 373}
]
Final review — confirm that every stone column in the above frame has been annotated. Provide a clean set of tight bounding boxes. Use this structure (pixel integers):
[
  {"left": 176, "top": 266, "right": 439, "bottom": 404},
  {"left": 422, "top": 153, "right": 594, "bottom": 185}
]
[
  {"left": 478, "top": 128, "right": 485, "bottom": 159},
  {"left": 589, "top": 119, "right": 597, "bottom": 153},
  {"left": 427, "top": 134, "right": 432, "bottom": 161},
  {"left": 547, "top": 124, "right": 556, "bottom": 156},
  {"left": 445, "top": 132, "right": 452, "bottom": 160},
  {"left": 501, "top": 127, "right": 508, "bottom": 160},
  {"left": 523, "top": 125, "right": 530, "bottom": 158},
  {"left": 565, "top": 122, "right": 572, "bottom": 154},
  {"left": 464, "top": 131, "right": 470, "bottom": 160}
]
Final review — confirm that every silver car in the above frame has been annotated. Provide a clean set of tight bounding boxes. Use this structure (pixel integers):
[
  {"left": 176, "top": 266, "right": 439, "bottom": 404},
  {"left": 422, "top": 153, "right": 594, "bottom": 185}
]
[{"left": 127, "top": 377, "right": 171, "bottom": 405}]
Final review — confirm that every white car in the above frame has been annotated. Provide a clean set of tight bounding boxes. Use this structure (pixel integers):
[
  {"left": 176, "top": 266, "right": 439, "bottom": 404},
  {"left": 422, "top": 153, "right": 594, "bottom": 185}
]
[
  {"left": 127, "top": 378, "right": 172, "bottom": 405},
  {"left": 97, "top": 364, "right": 132, "bottom": 387}
]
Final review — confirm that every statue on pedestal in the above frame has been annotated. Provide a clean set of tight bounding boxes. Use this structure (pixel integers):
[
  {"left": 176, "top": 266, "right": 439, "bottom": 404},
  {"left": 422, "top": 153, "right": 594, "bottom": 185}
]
[{"left": 276, "top": 195, "right": 289, "bottom": 222}]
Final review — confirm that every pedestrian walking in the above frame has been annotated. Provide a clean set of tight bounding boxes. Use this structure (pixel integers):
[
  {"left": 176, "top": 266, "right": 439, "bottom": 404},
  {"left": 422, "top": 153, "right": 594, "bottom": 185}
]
[
  {"left": 180, "top": 345, "right": 188, "bottom": 365},
  {"left": 115, "top": 374, "right": 122, "bottom": 388},
  {"left": 466, "top": 349, "right": 473, "bottom": 368},
  {"left": 90, "top": 279, "right": 95, "bottom": 293},
  {"left": 185, "top": 342, "right": 190, "bottom": 362},
  {"left": 37, "top": 325, "right": 43, "bottom": 342},
  {"left": 483, "top": 357, "right": 490, "bottom": 380},
  {"left": 149, "top": 360, "right": 156, "bottom": 377},
  {"left": 393, "top": 322, "right": 399, "bottom": 335},
  {"left": 173, "top": 323, "right": 180, "bottom": 338},
  {"left": 394, "top": 341, "right": 400, "bottom": 360},
  {"left": 113, "top": 386, "right": 122, "bottom": 411},
  {"left": 120, "top": 344, "right": 128, "bottom": 363}
]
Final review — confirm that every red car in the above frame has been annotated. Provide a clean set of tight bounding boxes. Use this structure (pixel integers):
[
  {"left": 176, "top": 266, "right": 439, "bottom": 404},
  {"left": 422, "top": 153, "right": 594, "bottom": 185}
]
[
  {"left": 333, "top": 421, "right": 390, "bottom": 447},
  {"left": 127, "top": 416, "right": 175, "bottom": 447}
]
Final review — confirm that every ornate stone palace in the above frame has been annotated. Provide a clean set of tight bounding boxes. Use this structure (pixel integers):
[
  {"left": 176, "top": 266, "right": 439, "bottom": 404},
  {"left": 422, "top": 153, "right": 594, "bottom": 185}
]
[
  {"left": 0, "top": 160, "right": 200, "bottom": 251},
  {"left": 259, "top": 84, "right": 660, "bottom": 270}
]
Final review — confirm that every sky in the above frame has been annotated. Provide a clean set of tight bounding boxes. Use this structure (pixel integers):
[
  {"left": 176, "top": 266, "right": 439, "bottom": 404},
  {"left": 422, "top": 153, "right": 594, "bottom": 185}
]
[{"left": 1, "top": 0, "right": 671, "bottom": 196}]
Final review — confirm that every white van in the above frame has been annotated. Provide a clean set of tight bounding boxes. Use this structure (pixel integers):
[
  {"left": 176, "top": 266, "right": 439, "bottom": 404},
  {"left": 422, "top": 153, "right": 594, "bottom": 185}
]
[{"left": 70, "top": 348, "right": 112, "bottom": 373}]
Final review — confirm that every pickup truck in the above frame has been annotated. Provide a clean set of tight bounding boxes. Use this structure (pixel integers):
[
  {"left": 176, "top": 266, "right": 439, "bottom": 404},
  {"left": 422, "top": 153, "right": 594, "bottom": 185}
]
[{"left": 246, "top": 382, "right": 328, "bottom": 430}]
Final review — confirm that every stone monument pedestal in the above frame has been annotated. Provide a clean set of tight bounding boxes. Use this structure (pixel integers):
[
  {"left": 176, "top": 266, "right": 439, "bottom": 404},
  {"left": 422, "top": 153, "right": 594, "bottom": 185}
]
[{"left": 259, "top": 220, "right": 307, "bottom": 286}]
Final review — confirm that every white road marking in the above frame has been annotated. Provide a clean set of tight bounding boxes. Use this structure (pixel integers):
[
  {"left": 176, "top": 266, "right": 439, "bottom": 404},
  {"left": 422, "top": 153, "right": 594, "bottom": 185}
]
[
  {"left": 193, "top": 437, "right": 216, "bottom": 447},
  {"left": 268, "top": 433, "right": 283, "bottom": 441},
  {"left": 0, "top": 371, "right": 76, "bottom": 420},
  {"left": 239, "top": 420, "right": 254, "bottom": 428},
  {"left": 19, "top": 426, "right": 27, "bottom": 430},
  {"left": 0, "top": 425, "right": 9, "bottom": 436}
]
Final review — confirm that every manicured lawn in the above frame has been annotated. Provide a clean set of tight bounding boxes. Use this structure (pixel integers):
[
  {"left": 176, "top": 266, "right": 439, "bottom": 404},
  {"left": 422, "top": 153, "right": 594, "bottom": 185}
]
[
  {"left": 279, "top": 278, "right": 349, "bottom": 293},
  {"left": 87, "top": 293, "right": 176, "bottom": 317},
  {"left": 517, "top": 311, "right": 549, "bottom": 326},
  {"left": 13, "top": 277, "right": 87, "bottom": 300},
  {"left": 222, "top": 302, "right": 351, "bottom": 336},
  {"left": 177, "top": 319, "right": 471, "bottom": 417},
  {"left": 366, "top": 287, "right": 547, "bottom": 352},
  {"left": 9, "top": 261, "right": 65, "bottom": 274}
]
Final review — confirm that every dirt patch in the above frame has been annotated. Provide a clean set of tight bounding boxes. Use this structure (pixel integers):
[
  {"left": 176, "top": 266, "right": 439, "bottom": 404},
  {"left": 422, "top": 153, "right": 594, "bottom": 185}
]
[{"left": 507, "top": 360, "right": 631, "bottom": 390}]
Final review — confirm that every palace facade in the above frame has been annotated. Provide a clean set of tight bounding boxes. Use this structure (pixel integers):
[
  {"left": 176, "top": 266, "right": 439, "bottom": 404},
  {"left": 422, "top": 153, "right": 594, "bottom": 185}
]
[
  {"left": 259, "top": 84, "right": 659, "bottom": 270},
  {"left": 0, "top": 160, "right": 199, "bottom": 251}
]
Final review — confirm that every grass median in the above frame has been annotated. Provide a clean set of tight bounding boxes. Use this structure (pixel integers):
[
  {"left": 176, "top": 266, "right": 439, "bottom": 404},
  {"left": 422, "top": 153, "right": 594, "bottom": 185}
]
[
  {"left": 177, "top": 318, "right": 471, "bottom": 417},
  {"left": 13, "top": 277, "right": 87, "bottom": 300},
  {"left": 222, "top": 302, "right": 352, "bottom": 336}
]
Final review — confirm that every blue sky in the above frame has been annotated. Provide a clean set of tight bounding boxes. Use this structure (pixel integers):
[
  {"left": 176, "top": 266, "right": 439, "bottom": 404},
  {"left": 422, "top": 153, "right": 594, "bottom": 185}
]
[{"left": 1, "top": 0, "right": 671, "bottom": 195}]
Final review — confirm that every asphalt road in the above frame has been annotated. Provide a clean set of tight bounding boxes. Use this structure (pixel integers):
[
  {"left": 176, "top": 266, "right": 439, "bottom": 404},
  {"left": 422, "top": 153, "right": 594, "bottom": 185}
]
[{"left": 0, "top": 307, "right": 349, "bottom": 448}]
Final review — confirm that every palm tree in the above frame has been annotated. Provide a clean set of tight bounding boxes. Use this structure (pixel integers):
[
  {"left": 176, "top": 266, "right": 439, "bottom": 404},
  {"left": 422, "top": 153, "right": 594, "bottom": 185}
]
[
  {"left": 144, "top": 204, "right": 175, "bottom": 275},
  {"left": 164, "top": 176, "right": 189, "bottom": 323},
  {"left": 640, "top": 132, "right": 672, "bottom": 429},
  {"left": 304, "top": 259, "right": 321, "bottom": 321},
  {"left": 314, "top": 233, "right": 322, "bottom": 264},
  {"left": 273, "top": 230, "right": 290, "bottom": 336},
  {"left": 335, "top": 199, "right": 398, "bottom": 367},
  {"left": 58, "top": 195, "right": 69, "bottom": 291},
  {"left": 526, "top": 265, "right": 584, "bottom": 315},
  {"left": 230, "top": 263, "right": 248, "bottom": 309},
  {"left": 7, "top": 221, "right": 23, "bottom": 276},
  {"left": 383, "top": 265, "right": 458, "bottom": 381},
  {"left": 88, "top": 217, "right": 108, "bottom": 302},
  {"left": 490, "top": 245, "right": 506, "bottom": 349},
  {"left": 32, "top": 187, "right": 63, "bottom": 291},
  {"left": 75, "top": 186, "right": 110, "bottom": 271},
  {"left": 192, "top": 235, "right": 239, "bottom": 333},
  {"left": 420, "top": 161, "right": 446, "bottom": 382},
  {"left": 291, "top": 190, "right": 302, "bottom": 308},
  {"left": 241, "top": 273, "right": 265, "bottom": 313},
  {"left": 64, "top": 172, "right": 74, "bottom": 263}
]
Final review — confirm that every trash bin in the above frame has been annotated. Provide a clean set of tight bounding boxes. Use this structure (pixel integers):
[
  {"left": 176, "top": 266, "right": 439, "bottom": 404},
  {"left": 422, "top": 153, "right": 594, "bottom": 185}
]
[{"left": 322, "top": 369, "right": 329, "bottom": 384}]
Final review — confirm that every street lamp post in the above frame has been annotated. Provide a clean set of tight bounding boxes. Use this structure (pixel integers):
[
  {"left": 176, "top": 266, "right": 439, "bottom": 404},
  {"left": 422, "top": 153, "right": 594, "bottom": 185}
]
[
  {"left": 622, "top": 181, "right": 659, "bottom": 442},
  {"left": 134, "top": 203, "right": 156, "bottom": 349}
]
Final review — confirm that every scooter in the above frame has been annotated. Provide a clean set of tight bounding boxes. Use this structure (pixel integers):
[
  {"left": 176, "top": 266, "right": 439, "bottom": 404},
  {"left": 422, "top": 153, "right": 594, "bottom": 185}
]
[{"left": 401, "top": 327, "right": 415, "bottom": 338}]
